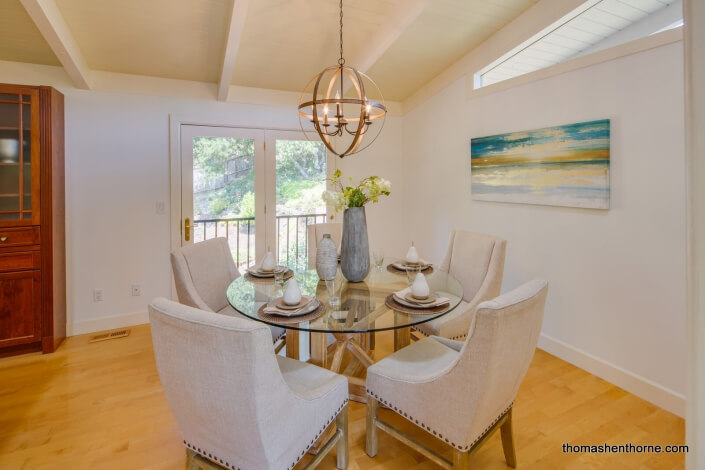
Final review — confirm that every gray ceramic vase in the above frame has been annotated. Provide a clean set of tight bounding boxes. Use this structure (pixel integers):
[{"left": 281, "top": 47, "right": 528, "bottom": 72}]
[
  {"left": 341, "top": 207, "right": 370, "bottom": 282},
  {"left": 315, "top": 234, "right": 338, "bottom": 281}
]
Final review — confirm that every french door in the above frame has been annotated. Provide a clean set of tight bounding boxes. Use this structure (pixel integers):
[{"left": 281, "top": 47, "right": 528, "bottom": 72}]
[{"left": 179, "top": 125, "right": 330, "bottom": 272}]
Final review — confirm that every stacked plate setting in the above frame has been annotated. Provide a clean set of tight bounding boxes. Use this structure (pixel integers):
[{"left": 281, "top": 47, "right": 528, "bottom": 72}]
[
  {"left": 247, "top": 265, "right": 289, "bottom": 278},
  {"left": 390, "top": 260, "right": 433, "bottom": 271},
  {"left": 392, "top": 288, "right": 450, "bottom": 309},
  {"left": 263, "top": 296, "right": 320, "bottom": 317}
]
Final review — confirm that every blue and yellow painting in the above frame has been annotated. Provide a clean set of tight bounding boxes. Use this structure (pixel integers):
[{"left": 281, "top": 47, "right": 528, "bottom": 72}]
[{"left": 470, "top": 119, "right": 610, "bottom": 209}]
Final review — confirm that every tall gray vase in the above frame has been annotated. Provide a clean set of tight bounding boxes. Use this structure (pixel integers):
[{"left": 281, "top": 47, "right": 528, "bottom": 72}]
[{"left": 341, "top": 207, "right": 370, "bottom": 282}]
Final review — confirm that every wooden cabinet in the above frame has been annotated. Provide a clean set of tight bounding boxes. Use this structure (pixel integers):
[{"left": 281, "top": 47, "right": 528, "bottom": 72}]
[{"left": 0, "top": 84, "right": 65, "bottom": 357}]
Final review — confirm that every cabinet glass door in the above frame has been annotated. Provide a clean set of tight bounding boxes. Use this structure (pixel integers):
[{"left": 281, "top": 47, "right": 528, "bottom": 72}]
[{"left": 0, "top": 89, "right": 39, "bottom": 226}]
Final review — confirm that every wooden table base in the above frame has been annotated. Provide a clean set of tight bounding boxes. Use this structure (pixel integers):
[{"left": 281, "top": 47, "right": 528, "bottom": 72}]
[{"left": 308, "top": 328, "right": 408, "bottom": 403}]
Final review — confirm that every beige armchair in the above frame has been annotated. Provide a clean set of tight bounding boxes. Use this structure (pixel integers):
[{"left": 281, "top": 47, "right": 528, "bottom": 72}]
[
  {"left": 149, "top": 298, "right": 349, "bottom": 470},
  {"left": 413, "top": 230, "right": 506, "bottom": 340},
  {"left": 366, "top": 280, "right": 548, "bottom": 469},
  {"left": 171, "top": 238, "right": 285, "bottom": 348},
  {"left": 307, "top": 222, "right": 342, "bottom": 269}
]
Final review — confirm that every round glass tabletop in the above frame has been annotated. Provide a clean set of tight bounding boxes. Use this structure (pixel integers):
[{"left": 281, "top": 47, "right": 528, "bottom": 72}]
[{"left": 226, "top": 263, "right": 464, "bottom": 334}]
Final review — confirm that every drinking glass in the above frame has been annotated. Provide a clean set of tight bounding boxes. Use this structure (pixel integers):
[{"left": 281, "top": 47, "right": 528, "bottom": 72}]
[
  {"left": 325, "top": 277, "right": 343, "bottom": 307},
  {"left": 373, "top": 250, "right": 385, "bottom": 270},
  {"left": 274, "top": 265, "right": 286, "bottom": 286},
  {"left": 405, "top": 264, "right": 421, "bottom": 286}
]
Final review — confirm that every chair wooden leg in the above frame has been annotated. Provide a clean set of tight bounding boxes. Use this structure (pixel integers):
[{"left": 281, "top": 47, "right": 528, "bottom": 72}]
[
  {"left": 452, "top": 449, "right": 469, "bottom": 469},
  {"left": 336, "top": 404, "right": 349, "bottom": 469},
  {"left": 366, "top": 396, "right": 379, "bottom": 457},
  {"left": 500, "top": 408, "right": 517, "bottom": 468},
  {"left": 186, "top": 449, "right": 223, "bottom": 470},
  {"left": 185, "top": 449, "right": 197, "bottom": 470}
]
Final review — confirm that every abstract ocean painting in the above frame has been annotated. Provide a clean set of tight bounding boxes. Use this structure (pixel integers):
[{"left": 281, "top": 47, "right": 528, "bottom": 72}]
[{"left": 471, "top": 119, "right": 610, "bottom": 209}]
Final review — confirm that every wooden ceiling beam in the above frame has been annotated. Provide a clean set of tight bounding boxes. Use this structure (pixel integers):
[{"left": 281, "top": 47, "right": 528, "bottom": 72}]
[
  {"left": 217, "top": 0, "right": 250, "bottom": 101},
  {"left": 20, "top": 0, "right": 91, "bottom": 89}
]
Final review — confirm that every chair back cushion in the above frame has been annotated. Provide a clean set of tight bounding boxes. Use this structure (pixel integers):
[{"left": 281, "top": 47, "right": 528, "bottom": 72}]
[
  {"left": 439, "top": 231, "right": 506, "bottom": 302},
  {"left": 171, "top": 238, "right": 239, "bottom": 312},
  {"left": 307, "top": 223, "right": 342, "bottom": 269},
  {"left": 149, "top": 298, "right": 289, "bottom": 469},
  {"left": 457, "top": 280, "right": 548, "bottom": 445}
]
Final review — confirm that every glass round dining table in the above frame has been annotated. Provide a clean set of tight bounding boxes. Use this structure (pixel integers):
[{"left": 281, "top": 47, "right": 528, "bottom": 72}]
[{"left": 226, "top": 263, "right": 464, "bottom": 402}]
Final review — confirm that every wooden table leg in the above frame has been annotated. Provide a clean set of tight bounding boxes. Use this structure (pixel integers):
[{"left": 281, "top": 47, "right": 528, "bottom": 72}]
[
  {"left": 309, "top": 332, "right": 328, "bottom": 368},
  {"left": 394, "top": 326, "right": 410, "bottom": 352},
  {"left": 285, "top": 329, "right": 299, "bottom": 360}
]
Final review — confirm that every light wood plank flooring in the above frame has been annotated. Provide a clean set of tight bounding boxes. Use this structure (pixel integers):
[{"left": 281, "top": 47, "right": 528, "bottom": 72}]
[{"left": 0, "top": 325, "right": 685, "bottom": 469}]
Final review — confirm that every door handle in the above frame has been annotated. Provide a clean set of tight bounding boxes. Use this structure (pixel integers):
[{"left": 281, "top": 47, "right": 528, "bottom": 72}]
[
  {"left": 0, "top": 236, "right": 7, "bottom": 242},
  {"left": 184, "top": 218, "right": 191, "bottom": 242}
]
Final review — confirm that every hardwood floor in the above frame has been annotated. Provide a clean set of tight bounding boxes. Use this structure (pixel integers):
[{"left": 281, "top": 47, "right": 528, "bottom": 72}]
[{"left": 0, "top": 324, "right": 685, "bottom": 469}]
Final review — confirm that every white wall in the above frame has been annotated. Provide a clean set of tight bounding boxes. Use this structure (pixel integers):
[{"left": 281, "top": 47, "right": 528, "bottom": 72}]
[
  {"left": 0, "top": 61, "right": 406, "bottom": 336},
  {"left": 402, "top": 41, "right": 687, "bottom": 416}
]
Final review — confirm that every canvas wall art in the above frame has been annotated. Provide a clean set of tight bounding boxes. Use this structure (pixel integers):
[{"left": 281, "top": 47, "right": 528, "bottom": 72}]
[{"left": 470, "top": 119, "right": 610, "bottom": 209}]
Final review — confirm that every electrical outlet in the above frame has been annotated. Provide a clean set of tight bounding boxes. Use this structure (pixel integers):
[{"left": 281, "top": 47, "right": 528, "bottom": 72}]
[
  {"left": 155, "top": 201, "right": 166, "bottom": 215},
  {"left": 93, "top": 288, "right": 104, "bottom": 302},
  {"left": 131, "top": 284, "right": 141, "bottom": 296}
]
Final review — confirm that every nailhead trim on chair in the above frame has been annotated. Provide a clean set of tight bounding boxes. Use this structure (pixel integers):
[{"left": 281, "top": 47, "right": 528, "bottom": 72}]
[
  {"left": 274, "top": 331, "right": 286, "bottom": 343},
  {"left": 366, "top": 389, "right": 511, "bottom": 452},
  {"left": 410, "top": 326, "right": 467, "bottom": 341},
  {"left": 184, "top": 399, "right": 348, "bottom": 470},
  {"left": 287, "top": 400, "right": 348, "bottom": 470}
]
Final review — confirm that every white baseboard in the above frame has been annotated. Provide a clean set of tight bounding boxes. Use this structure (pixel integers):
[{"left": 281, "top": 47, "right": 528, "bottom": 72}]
[
  {"left": 69, "top": 311, "right": 150, "bottom": 336},
  {"left": 538, "top": 333, "right": 685, "bottom": 418}
]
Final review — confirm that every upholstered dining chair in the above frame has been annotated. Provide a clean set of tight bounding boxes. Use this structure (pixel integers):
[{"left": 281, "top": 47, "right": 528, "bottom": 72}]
[
  {"left": 366, "top": 280, "right": 548, "bottom": 469},
  {"left": 149, "top": 298, "right": 349, "bottom": 470},
  {"left": 170, "top": 237, "right": 285, "bottom": 350},
  {"left": 307, "top": 222, "right": 342, "bottom": 269},
  {"left": 413, "top": 230, "right": 506, "bottom": 341}
]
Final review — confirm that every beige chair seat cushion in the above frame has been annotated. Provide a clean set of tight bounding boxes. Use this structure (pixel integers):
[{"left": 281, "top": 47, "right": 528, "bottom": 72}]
[
  {"left": 217, "top": 305, "right": 285, "bottom": 343},
  {"left": 278, "top": 356, "right": 348, "bottom": 402},
  {"left": 412, "top": 300, "right": 470, "bottom": 339},
  {"left": 367, "top": 337, "right": 459, "bottom": 385}
]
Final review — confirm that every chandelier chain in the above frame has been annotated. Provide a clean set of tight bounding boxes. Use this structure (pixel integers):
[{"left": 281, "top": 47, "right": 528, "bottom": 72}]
[{"left": 338, "top": 0, "right": 345, "bottom": 66}]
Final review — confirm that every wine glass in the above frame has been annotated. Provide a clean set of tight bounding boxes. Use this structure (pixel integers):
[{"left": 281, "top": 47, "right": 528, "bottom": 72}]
[
  {"left": 405, "top": 264, "right": 421, "bottom": 286},
  {"left": 373, "top": 250, "right": 385, "bottom": 270}
]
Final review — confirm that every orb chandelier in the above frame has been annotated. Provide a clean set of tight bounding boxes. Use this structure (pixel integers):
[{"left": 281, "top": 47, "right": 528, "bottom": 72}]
[{"left": 298, "top": 0, "right": 387, "bottom": 158}]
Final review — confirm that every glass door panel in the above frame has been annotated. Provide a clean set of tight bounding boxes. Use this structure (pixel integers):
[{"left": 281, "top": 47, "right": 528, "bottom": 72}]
[
  {"left": 0, "top": 89, "right": 38, "bottom": 226},
  {"left": 180, "top": 126, "right": 265, "bottom": 273},
  {"left": 265, "top": 131, "right": 330, "bottom": 271},
  {"left": 0, "top": 97, "right": 21, "bottom": 221}
]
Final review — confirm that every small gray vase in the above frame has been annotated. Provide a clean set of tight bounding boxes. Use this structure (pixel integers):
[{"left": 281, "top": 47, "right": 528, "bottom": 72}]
[
  {"left": 341, "top": 207, "right": 370, "bottom": 282},
  {"left": 315, "top": 234, "right": 338, "bottom": 281}
]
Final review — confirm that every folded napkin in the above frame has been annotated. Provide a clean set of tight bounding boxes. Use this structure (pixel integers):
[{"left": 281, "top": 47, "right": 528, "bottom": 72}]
[
  {"left": 262, "top": 297, "right": 317, "bottom": 316},
  {"left": 391, "top": 260, "right": 432, "bottom": 271},
  {"left": 393, "top": 287, "right": 449, "bottom": 309}
]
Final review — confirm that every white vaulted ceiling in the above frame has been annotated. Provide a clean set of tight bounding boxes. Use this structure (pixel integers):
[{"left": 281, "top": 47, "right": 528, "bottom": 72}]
[
  {"left": 0, "top": 0, "right": 680, "bottom": 101},
  {"left": 0, "top": 0, "right": 541, "bottom": 100}
]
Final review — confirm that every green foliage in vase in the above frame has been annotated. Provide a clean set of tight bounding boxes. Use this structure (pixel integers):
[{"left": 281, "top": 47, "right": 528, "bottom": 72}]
[{"left": 322, "top": 169, "right": 391, "bottom": 212}]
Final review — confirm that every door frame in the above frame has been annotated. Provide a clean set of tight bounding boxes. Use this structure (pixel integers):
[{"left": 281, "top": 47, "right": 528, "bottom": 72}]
[{"left": 168, "top": 114, "right": 337, "bottom": 298}]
